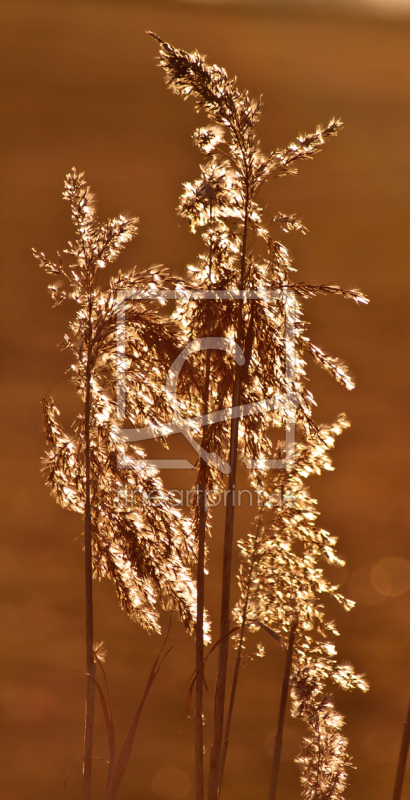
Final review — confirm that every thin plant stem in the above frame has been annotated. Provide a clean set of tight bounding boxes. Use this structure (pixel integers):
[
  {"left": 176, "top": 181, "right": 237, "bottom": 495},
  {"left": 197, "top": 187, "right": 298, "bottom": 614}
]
[
  {"left": 393, "top": 698, "right": 410, "bottom": 800},
  {"left": 195, "top": 203, "right": 214, "bottom": 800},
  {"left": 269, "top": 618, "right": 297, "bottom": 800},
  {"left": 83, "top": 300, "right": 96, "bottom": 800},
  {"left": 105, "top": 629, "right": 172, "bottom": 800},
  {"left": 219, "top": 512, "right": 263, "bottom": 794},
  {"left": 217, "top": 631, "right": 242, "bottom": 795},
  {"left": 208, "top": 196, "right": 249, "bottom": 800},
  {"left": 195, "top": 486, "right": 206, "bottom": 800},
  {"left": 195, "top": 357, "right": 210, "bottom": 800}
]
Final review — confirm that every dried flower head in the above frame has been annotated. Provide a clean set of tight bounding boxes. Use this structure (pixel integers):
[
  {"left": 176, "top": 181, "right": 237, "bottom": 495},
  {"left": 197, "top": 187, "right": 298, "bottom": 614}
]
[
  {"left": 150, "top": 33, "right": 369, "bottom": 800},
  {"left": 36, "top": 169, "right": 197, "bottom": 634},
  {"left": 234, "top": 417, "right": 368, "bottom": 798},
  {"left": 151, "top": 32, "right": 368, "bottom": 472}
]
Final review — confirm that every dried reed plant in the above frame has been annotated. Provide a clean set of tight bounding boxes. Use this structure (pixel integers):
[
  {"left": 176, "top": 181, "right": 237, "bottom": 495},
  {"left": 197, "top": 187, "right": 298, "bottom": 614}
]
[
  {"left": 150, "top": 32, "right": 368, "bottom": 800},
  {"left": 35, "top": 170, "right": 197, "bottom": 798},
  {"left": 232, "top": 417, "right": 369, "bottom": 800},
  {"left": 37, "top": 35, "right": 371, "bottom": 800}
]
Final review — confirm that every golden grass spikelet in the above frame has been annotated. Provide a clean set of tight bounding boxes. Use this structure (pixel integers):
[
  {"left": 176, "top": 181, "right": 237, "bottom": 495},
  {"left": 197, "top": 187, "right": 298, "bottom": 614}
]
[
  {"left": 151, "top": 32, "right": 369, "bottom": 465},
  {"left": 36, "top": 169, "right": 197, "bottom": 634},
  {"left": 234, "top": 417, "right": 368, "bottom": 798},
  {"left": 150, "top": 34, "right": 369, "bottom": 800}
]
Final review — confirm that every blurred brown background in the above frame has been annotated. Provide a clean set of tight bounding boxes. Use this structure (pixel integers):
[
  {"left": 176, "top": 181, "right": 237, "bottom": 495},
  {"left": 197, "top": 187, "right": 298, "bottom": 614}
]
[{"left": 1, "top": 0, "right": 410, "bottom": 798}]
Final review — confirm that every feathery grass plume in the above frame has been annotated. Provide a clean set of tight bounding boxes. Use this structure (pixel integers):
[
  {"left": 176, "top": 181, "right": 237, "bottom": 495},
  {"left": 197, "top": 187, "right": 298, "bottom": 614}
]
[
  {"left": 232, "top": 416, "right": 369, "bottom": 799},
  {"left": 150, "top": 32, "right": 368, "bottom": 800},
  {"left": 35, "top": 169, "right": 197, "bottom": 799}
]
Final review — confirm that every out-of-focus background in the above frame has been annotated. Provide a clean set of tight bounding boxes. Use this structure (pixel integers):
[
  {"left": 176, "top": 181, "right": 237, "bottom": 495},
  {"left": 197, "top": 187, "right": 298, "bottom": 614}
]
[{"left": 1, "top": 0, "right": 410, "bottom": 798}]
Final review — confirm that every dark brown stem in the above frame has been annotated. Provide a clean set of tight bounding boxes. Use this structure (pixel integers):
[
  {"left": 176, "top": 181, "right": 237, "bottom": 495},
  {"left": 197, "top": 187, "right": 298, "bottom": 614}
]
[
  {"left": 219, "top": 513, "right": 263, "bottom": 793},
  {"left": 195, "top": 497, "right": 205, "bottom": 800},
  {"left": 195, "top": 352, "right": 211, "bottom": 800},
  {"left": 269, "top": 619, "right": 297, "bottom": 800},
  {"left": 393, "top": 698, "right": 410, "bottom": 800},
  {"left": 195, "top": 204, "right": 213, "bottom": 800},
  {"left": 218, "top": 624, "right": 243, "bottom": 794},
  {"left": 208, "top": 196, "right": 249, "bottom": 800},
  {"left": 83, "top": 303, "right": 96, "bottom": 800}
]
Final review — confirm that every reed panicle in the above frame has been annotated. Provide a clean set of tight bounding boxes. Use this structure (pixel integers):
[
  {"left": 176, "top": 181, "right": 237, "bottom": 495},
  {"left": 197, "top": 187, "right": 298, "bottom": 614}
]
[
  {"left": 151, "top": 32, "right": 368, "bottom": 800},
  {"left": 36, "top": 169, "right": 197, "bottom": 797},
  {"left": 38, "top": 35, "right": 370, "bottom": 800},
  {"left": 233, "top": 417, "right": 369, "bottom": 799}
]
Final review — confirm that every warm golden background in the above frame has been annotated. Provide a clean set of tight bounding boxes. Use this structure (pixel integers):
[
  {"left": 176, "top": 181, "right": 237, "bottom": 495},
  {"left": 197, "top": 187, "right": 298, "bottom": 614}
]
[{"left": 1, "top": 0, "right": 410, "bottom": 798}]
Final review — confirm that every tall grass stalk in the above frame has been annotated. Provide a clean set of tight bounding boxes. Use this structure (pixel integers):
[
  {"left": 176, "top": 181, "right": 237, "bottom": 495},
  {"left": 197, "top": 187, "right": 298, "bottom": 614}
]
[
  {"left": 151, "top": 32, "right": 368, "bottom": 800},
  {"left": 83, "top": 290, "right": 96, "bottom": 799},
  {"left": 36, "top": 170, "right": 197, "bottom": 796},
  {"left": 195, "top": 356, "right": 211, "bottom": 800},
  {"left": 209, "top": 213, "right": 248, "bottom": 800},
  {"left": 38, "top": 36, "right": 370, "bottom": 799},
  {"left": 234, "top": 422, "right": 370, "bottom": 799},
  {"left": 194, "top": 201, "right": 215, "bottom": 800}
]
